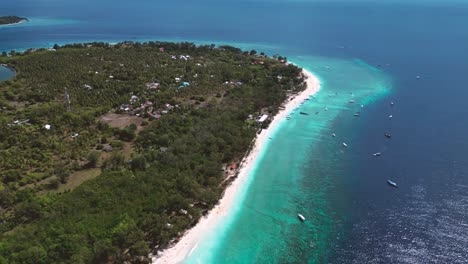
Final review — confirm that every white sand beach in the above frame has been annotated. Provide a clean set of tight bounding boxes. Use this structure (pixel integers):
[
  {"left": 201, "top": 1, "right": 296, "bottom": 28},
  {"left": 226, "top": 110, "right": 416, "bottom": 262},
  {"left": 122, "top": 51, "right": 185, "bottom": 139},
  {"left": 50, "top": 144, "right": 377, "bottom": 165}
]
[{"left": 152, "top": 68, "right": 321, "bottom": 264}]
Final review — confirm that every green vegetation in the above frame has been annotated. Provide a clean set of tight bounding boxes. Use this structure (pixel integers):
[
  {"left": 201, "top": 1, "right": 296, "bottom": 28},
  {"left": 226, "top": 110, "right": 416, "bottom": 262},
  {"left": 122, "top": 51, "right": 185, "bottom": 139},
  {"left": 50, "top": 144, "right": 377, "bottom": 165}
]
[
  {"left": 0, "top": 16, "right": 28, "bottom": 25},
  {"left": 0, "top": 41, "right": 306, "bottom": 263}
]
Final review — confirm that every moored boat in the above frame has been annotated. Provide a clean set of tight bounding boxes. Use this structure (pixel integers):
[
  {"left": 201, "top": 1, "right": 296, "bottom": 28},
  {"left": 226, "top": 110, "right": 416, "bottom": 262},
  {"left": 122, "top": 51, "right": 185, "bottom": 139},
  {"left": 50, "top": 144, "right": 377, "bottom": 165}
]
[
  {"left": 384, "top": 133, "right": 391, "bottom": 138},
  {"left": 342, "top": 142, "right": 348, "bottom": 147},
  {"left": 387, "top": 180, "right": 398, "bottom": 188},
  {"left": 373, "top": 152, "right": 381, "bottom": 157},
  {"left": 298, "top": 214, "right": 306, "bottom": 222}
]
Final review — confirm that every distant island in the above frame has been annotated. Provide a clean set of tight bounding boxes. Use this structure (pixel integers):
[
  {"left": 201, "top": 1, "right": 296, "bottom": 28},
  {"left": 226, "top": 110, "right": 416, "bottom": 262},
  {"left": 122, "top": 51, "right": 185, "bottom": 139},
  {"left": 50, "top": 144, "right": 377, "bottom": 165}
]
[{"left": 0, "top": 16, "right": 28, "bottom": 25}]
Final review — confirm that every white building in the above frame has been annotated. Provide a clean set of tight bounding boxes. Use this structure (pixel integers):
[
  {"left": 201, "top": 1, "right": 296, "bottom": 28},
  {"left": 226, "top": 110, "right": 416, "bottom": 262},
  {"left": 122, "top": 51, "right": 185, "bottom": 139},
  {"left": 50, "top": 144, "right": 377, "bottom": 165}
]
[{"left": 258, "top": 114, "right": 268, "bottom": 123}]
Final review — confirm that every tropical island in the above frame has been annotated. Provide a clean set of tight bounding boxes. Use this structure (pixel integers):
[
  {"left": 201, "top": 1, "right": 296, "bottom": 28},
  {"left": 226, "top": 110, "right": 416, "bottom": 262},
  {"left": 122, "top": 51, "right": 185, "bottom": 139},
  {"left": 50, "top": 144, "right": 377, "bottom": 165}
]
[
  {"left": 0, "top": 16, "right": 28, "bottom": 26},
  {"left": 0, "top": 41, "right": 309, "bottom": 263}
]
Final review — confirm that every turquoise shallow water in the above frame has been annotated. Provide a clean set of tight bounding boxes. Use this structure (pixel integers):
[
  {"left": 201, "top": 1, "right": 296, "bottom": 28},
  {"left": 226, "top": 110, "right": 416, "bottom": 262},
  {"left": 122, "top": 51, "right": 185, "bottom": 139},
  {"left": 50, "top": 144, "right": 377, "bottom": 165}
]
[{"left": 185, "top": 56, "right": 392, "bottom": 263}]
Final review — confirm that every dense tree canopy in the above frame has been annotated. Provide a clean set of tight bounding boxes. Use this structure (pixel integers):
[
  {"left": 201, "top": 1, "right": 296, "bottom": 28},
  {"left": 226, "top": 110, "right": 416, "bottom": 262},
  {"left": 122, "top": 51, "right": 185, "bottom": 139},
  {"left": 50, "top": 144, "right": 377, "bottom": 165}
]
[{"left": 0, "top": 41, "right": 306, "bottom": 263}]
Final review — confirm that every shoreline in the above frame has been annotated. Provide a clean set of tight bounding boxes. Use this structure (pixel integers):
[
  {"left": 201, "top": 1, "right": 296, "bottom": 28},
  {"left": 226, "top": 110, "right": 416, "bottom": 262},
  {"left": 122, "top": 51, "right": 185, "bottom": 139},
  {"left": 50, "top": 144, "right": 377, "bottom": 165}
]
[
  {"left": 152, "top": 67, "right": 321, "bottom": 264},
  {"left": 0, "top": 19, "right": 28, "bottom": 27}
]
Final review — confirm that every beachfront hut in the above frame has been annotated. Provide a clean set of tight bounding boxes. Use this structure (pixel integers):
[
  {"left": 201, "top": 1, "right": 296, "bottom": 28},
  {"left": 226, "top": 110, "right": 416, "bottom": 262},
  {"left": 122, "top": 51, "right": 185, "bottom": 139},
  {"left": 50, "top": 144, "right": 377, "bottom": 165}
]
[{"left": 257, "top": 114, "right": 268, "bottom": 123}]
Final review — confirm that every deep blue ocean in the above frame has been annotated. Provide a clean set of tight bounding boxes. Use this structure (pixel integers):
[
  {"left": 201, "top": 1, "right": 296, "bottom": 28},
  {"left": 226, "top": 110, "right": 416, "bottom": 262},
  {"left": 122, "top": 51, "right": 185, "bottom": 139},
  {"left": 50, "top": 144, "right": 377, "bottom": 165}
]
[{"left": 1, "top": 1, "right": 468, "bottom": 263}]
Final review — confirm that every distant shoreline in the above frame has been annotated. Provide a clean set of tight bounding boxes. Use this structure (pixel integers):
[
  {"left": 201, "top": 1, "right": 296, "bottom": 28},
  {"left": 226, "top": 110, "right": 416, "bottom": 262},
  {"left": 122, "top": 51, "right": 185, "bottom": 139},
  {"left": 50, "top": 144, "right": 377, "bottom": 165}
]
[
  {"left": 4, "top": 19, "right": 28, "bottom": 26},
  {"left": 152, "top": 67, "right": 321, "bottom": 264},
  {"left": 0, "top": 16, "right": 28, "bottom": 26}
]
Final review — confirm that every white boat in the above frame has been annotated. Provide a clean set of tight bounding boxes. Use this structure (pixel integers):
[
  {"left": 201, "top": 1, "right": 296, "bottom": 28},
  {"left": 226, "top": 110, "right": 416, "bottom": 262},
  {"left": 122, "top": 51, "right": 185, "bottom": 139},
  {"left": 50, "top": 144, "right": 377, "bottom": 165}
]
[
  {"left": 349, "top": 100, "right": 355, "bottom": 103},
  {"left": 387, "top": 180, "right": 398, "bottom": 188},
  {"left": 342, "top": 142, "right": 348, "bottom": 147},
  {"left": 332, "top": 133, "right": 336, "bottom": 137},
  {"left": 373, "top": 152, "right": 381, "bottom": 157},
  {"left": 389, "top": 115, "right": 393, "bottom": 119},
  {"left": 298, "top": 214, "right": 306, "bottom": 222}
]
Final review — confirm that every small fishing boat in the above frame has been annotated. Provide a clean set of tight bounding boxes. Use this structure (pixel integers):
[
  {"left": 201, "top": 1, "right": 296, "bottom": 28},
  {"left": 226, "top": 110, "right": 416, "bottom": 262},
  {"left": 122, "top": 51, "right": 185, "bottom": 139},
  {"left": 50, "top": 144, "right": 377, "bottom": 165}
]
[
  {"left": 416, "top": 75, "right": 421, "bottom": 79},
  {"left": 387, "top": 180, "right": 398, "bottom": 188},
  {"left": 373, "top": 152, "right": 381, "bottom": 157},
  {"left": 390, "top": 101, "right": 395, "bottom": 106},
  {"left": 286, "top": 116, "right": 291, "bottom": 120},
  {"left": 349, "top": 100, "right": 355, "bottom": 103},
  {"left": 384, "top": 133, "right": 391, "bottom": 138},
  {"left": 315, "top": 111, "right": 319, "bottom": 114},
  {"left": 342, "top": 142, "right": 348, "bottom": 147},
  {"left": 388, "top": 114, "right": 393, "bottom": 119},
  {"left": 300, "top": 112, "right": 309, "bottom": 115},
  {"left": 361, "top": 104, "right": 364, "bottom": 108},
  {"left": 354, "top": 112, "right": 360, "bottom": 117},
  {"left": 325, "top": 107, "right": 328, "bottom": 111},
  {"left": 298, "top": 214, "right": 306, "bottom": 222},
  {"left": 332, "top": 133, "right": 336, "bottom": 137}
]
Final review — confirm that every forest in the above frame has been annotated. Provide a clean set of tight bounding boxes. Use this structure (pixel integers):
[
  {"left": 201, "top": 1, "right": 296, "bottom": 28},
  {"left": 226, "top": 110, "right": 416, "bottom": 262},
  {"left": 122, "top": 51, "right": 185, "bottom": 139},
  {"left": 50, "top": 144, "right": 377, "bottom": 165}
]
[{"left": 0, "top": 41, "right": 305, "bottom": 263}]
